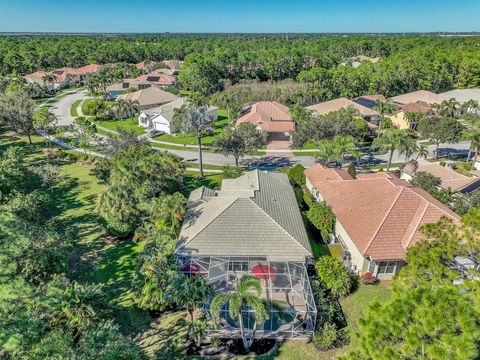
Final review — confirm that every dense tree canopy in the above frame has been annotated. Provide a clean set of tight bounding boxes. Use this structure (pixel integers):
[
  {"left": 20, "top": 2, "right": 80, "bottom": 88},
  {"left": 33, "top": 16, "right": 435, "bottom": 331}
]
[{"left": 2, "top": 34, "right": 480, "bottom": 102}]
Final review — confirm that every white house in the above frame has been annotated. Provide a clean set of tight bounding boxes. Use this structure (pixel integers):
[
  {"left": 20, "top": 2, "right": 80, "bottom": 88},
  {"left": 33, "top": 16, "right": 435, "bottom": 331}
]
[{"left": 138, "top": 98, "right": 218, "bottom": 134}]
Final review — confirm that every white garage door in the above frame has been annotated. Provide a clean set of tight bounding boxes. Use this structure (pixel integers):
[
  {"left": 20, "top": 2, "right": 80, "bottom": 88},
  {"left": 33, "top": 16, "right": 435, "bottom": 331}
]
[{"left": 154, "top": 122, "right": 170, "bottom": 134}]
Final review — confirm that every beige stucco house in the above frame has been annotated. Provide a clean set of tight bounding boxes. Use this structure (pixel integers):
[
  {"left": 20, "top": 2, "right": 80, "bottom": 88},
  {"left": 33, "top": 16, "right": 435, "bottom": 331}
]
[
  {"left": 304, "top": 164, "right": 460, "bottom": 279},
  {"left": 390, "top": 101, "right": 435, "bottom": 130}
]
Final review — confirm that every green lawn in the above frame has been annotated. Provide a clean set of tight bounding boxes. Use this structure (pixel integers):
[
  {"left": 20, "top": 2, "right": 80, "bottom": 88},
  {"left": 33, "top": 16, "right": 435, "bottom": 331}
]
[
  {"left": 93, "top": 117, "right": 146, "bottom": 135},
  {"left": 183, "top": 171, "right": 224, "bottom": 196},
  {"left": 156, "top": 109, "right": 230, "bottom": 146},
  {"left": 70, "top": 99, "right": 81, "bottom": 117},
  {"left": 81, "top": 98, "right": 93, "bottom": 115}
]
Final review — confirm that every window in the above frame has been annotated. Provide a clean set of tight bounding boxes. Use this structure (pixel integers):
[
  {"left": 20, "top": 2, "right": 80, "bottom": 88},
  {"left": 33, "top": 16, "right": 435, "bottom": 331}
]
[
  {"left": 377, "top": 261, "right": 397, "bottom": 275},
  {"left": 228, "top": 261, "right": 248, "bottom": 272}
]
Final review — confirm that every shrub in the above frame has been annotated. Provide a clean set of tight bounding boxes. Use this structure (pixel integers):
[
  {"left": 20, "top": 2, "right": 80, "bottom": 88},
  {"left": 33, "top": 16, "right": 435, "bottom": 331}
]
[
  {"left": 316, "top": 256, "right": 352, "bottom": 298},
  {"left": 288, "top": 164, "right": 306, "bottom": 186},
  {"left": 294, "top": 187, "right": 305, "bottom": 207},
  {"left": 164, "top": 87, "right": 180, "bottom": 95},
  {"left": 211, "top": 336, "right": 222, "bottom": 348},
  {"left": 313, "top": 322, "right": 338, "bottom": 350},
  {"left": 360, "top": 272, "right": 376, "bottom": 285},
  {"left": 222, "top": 165, "right": 244, "bottom": 179},
  {"left": 347, "top": 164, "right": 356, "bottom": 179},
  {"left": 306, "top": 202, "right": 335, "bottom": 241},
  {"left": 410, "top": 171, "right": 441, "bottom": 193},
  {"left": 302, "top": 188, "right": 314, "bottom": 208},
  {"left": 83, "top": 98, "right": 106, "bottom": 116}
]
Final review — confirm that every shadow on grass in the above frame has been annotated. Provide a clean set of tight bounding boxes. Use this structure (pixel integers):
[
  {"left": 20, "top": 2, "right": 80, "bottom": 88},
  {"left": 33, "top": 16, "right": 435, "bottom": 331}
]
[{"left": 183, "top": 173, "right": 223, "bottom": 196}]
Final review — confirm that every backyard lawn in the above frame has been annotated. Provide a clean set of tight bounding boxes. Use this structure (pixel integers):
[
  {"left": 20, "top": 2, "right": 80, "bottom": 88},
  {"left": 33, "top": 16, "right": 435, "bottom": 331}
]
[{"left": 0, "top": 132, "right": 197, "bottom": 357}]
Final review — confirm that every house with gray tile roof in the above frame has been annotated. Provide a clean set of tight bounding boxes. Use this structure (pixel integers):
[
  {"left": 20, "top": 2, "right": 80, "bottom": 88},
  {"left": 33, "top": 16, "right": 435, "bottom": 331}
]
[
  {"left": 175, "top": 170, "right": 316, "bottom": 340},
  {"left": 176, "top": 170, "right": 312, "bottom": 261}
]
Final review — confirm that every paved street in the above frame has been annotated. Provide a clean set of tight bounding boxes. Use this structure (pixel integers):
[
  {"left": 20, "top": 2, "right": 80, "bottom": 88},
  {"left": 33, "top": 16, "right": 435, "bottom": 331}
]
[
  {"left": 50, "top": 90, "right": 89, "bottom": 126},
  {"left": 51, "top": 91, "right": 471, "bottom": 168}
]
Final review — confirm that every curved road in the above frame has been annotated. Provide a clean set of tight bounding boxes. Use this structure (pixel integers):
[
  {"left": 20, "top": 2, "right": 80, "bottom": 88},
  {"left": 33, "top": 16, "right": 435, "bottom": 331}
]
[{"left": 51, "top": 91, "right": 471, "bottom": 169}]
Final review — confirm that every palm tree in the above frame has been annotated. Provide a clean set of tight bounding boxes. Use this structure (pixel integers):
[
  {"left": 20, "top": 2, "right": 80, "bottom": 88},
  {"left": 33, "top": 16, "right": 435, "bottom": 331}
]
[
  {"left": 171, "top": 274, "right": 213, "bottom": 322},
  {"left": 146, "top": 192, "right": 187, "bottom": 233},
  {"left": 333, "top": 135, "right": 359, "bottom": 168},
  {"left": 404, "top": 111, "right": 425, "bottom": 130},
  {"left": 179, "top": 105, "right": 216, "bottom": 178},
  {"left": 398, "top": 136, "right": 417, "bottom": 164},
  {"left": 461, "top": 100, "right": 479, "bottom": 116},
  {"left": 373, "top": 129, "right": 405, "bottom": 171},
  {"left": 444, "top": 98, "right": 460, "bottom": 118},
  {"left": 464, "top": 129, "right": 480, "bottom": 164},
  {"left": 114, "top": 98, "right": 128, "bottom": 119},
  {"left": 42, "top": 73, "right": 57, "bottom": 91},
  {"left": 125, "top": 99, "right": 140, "bottom": 125},
  {"left": 34, "top": 110, "right": 57, "bottom": 149},
  {"left": 315, "top": 140, "right": 340, "bottom": 166},
  {"left": 50, "top": 281, "right": 106, "bottom": 342},
  {"left": 210, "top": 275, "right": 270, "bottom": 351},
  {"left": 434, "top": 98, "right": 459, "bottom": 118},
  {"left": 66, "top": 73, "right": 78, "bottom": 87},
  {"left": 415, "top": 143, "right": 429, "bottom": 160},
  {"left": 372, "top": 101, "right": 394, "bottom": 137}
]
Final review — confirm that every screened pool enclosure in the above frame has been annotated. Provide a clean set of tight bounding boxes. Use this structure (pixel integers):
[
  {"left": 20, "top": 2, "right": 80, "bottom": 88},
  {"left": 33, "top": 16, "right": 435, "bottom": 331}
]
[{"left": 178, "top": 256, "right": 317, "bottom": 339}]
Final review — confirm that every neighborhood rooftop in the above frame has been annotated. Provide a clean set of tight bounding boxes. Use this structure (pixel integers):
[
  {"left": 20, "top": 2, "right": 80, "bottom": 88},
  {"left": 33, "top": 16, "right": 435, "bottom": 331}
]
[
  {"left": 402, "top": 160, "right": 480, "bottom": 193},
  {"left": 305, "top": 164, "right": 460, "bottom": 261},
  {"left": 118, "top": 86, "right": 179, "bottom": 107},
  {"left": 306, "top": 97, "right": 378, "bottom": 117},
  {"left": 236, "top": 101, "right": 294, "bottom": 133},
  {"left": 389, "top": 90, "right": 444, "bottom": 105},
  {"left": 176, "top": 170, "right": 312, "bottom": 261}
]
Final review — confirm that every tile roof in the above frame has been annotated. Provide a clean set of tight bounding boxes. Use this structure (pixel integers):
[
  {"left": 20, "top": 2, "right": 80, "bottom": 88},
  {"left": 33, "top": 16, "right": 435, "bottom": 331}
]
[
  {"left": 161, "top": 60, "right": 184, "bottom": 70},
  {"left": 50, "top": 67, "right": 81, "bottom": 82},
  {"left": 307, "top": 97, "right": 378, "bottom": 117},
  {"left": 439, "top": 88, "right": 480, "bottom": 104},
  {"left": 400, "top": 101, "right": 433, "bottom": 114},
  {"left": 403, "top": 160, "right": 480, "bottom": 193},
  {"left": 135, "top": 73, "right": 176, "bottom": 86},
  {"left": 305, "top": 164, "right": 460, "bottom": 261},
  {"left": 236, "top": 101, "right": 295, "bottom": 133},
  {"left": 24, "top": 71, "right": 49, "bottom": 79},
  {"left": 390, "top": 90, "right": 444, "bottom": 105},
  {"left": 118, "top": 86, "right": 179, "bottom": 107},
  {"left": 75, "top": 64, "right": 103, "bottom": 74},
  {"left": 135, "top": 60, "right": 158, "bottom": 70},
  {"left": 176, "top": 170, "right": 312, "bottom": 261}
]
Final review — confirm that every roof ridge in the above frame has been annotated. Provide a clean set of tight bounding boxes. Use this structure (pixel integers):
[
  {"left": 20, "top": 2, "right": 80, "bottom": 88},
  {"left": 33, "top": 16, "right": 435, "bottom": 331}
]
[
  {"left": 248, "top": 196, "right": 311, "bottom": 255},
  {"left": 364, "top": 186, "right": 405, "bottom": 255},
  {"left": 402, "top": 201, "right": 429, "bottom": 249},
  {"left": 406, "top": 186, "right": 459, "bottom": 219}
]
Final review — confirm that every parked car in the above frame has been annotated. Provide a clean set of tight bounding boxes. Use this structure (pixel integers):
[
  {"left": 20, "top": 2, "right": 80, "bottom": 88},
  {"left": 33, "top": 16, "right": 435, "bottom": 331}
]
[{"left": 146, "top": 130, "right": 164, "bottom": 138}]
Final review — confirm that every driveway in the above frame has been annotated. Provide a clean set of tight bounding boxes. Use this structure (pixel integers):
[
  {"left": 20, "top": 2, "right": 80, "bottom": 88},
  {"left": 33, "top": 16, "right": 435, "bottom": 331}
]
[{"left": 50, "top": 90, "right": 89, "bottom": 127}]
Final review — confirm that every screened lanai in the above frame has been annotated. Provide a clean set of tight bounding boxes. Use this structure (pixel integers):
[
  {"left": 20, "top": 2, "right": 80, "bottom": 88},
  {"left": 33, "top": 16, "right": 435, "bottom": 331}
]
[{"left": 178, "top": 256, "right": 317, "bottom": 339}]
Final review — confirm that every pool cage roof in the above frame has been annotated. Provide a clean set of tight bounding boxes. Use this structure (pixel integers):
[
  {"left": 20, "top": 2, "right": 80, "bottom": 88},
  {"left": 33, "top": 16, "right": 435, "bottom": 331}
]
[{"left": 179, "top": 256, "right": 317, "bottom": 339}]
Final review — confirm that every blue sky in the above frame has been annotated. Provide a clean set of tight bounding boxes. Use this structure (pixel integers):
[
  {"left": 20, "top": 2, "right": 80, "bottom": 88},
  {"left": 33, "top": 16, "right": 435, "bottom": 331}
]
[{"left": 0, "top": 0, "right": 479, "bottom": 33}]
